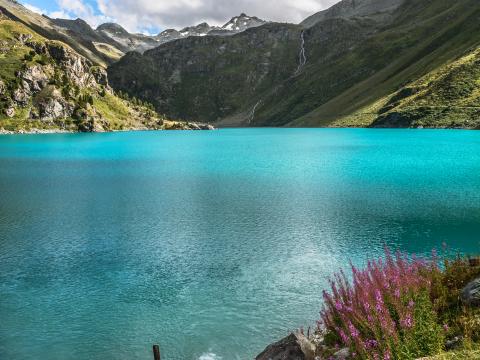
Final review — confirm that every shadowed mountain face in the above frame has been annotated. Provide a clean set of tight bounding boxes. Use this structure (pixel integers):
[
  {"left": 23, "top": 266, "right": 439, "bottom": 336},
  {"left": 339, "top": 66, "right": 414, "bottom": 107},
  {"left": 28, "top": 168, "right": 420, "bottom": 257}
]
[{"left": 107, "top": 0, "right": 480, "bottom": 128}]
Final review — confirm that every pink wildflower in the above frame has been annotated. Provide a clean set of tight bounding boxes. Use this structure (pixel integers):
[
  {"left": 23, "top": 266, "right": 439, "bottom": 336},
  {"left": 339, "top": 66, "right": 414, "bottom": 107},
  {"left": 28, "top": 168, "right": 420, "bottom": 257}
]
[
  {"left": 348, "top": 322, "right": 360, "bottom": 338},
  {"left": 401, "top": 314, "right": 414, "bottom": 329}
]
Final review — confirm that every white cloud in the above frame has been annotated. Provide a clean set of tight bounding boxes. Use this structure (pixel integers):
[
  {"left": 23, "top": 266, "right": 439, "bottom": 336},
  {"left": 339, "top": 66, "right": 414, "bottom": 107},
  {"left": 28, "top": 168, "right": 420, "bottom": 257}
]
[
  {"left": 23, "top": 3, "right": 47, "bottom": 14},
  {"left": 95, "top": 0, "right": 340, "bottom": 33},
  {"left": 23, "top": 2, "right": 72, "bottom": 20},
  {"left": 23, "top": 0, "right": 109, "bottom": 27},
  {"left": 24, "top": 0, "right": 341, "bottom": 34},
  {"left": 54, "top": 0, "right": 110, "bottom": 26}
]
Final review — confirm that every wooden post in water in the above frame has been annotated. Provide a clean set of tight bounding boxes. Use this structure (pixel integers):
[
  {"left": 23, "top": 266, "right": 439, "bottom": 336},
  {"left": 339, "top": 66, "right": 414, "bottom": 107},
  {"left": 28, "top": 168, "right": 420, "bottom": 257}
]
[{"left": 153, "top": 345, "right": 161, "bottom": 360}]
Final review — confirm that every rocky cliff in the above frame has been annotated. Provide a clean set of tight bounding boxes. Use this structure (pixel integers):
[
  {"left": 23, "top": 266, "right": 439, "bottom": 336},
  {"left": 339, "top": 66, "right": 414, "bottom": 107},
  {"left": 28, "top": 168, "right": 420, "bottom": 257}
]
[
  {"left": 108, "top": 23, "right": 302, "bottom": 124},
  {"left": 0, "top": 13, "right": 211, "bottom": 133}
]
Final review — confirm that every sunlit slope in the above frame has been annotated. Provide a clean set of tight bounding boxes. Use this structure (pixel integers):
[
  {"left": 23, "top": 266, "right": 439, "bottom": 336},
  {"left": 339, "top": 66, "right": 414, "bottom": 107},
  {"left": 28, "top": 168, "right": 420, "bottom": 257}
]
[{"left": 292, "top": 0, "right": 480, "bottom": 128}]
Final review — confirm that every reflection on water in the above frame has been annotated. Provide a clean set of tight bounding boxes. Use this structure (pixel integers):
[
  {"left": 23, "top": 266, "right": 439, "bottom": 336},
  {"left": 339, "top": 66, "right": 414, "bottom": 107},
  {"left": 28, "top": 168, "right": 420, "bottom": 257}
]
[{"left": 0, "top": 129, "right": 479, "bottom": 359}]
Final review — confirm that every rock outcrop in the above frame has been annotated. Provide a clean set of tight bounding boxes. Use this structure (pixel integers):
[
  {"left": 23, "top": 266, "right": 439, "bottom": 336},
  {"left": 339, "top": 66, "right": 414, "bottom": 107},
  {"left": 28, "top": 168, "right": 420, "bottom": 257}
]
[
  {"left": 0, "top": 17, "right": 182, "bottom": 133},
  {"left": 34, "top": 87, "right": 72, "bottom": 121},
  {"left": 255, "top": 333, "right": 306, "bottom": 360},
  {"left": 461, "top": 277, "right": 480, "bottom": 307},
  {"left": 19, "top": 64, "right": 49, "bottom": 92},
  {"left": 2, "top": 38, "right": 102, "bottom": 124},
  {"left": 45, "top": 42, "right": 96, "bottom": 88},
  {"left": 12, "top": 88, "right": 30, "bottom": 105},
  {"left": 4, "top": 106, "right": 14, "bottom": 118},
  {"left": 256, "top": 331, "right": 354, "bottom": 360},
  {"left": 332, "top": 348, "right": 350, "bottom": 360},
  {"left": 162, "top": 120, "right": 215, "bottom": 130}
]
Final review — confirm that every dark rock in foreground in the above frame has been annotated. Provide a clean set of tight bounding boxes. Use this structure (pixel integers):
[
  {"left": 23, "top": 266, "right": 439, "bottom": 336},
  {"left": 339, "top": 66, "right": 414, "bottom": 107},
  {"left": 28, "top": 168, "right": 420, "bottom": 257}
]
[{"left": 461, "top": 277, "right": 480, "bottom": 307}]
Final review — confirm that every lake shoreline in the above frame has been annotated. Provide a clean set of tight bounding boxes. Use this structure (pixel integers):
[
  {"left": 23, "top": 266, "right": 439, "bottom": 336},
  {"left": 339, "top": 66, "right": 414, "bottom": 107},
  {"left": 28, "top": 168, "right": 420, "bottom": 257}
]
[
  {"left": 0, "top": 122, "right": 216, "bottom": 135},
  {"left": 1, "top": 125, "right": 478, "bottom": 135}
]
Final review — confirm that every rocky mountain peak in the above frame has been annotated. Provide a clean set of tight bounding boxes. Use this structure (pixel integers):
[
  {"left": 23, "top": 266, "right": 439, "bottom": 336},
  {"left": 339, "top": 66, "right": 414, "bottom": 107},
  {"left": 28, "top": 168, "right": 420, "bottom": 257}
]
[
  {"left": 52, "top": 17, "right": 94, "bottom": 33},
  {"left": 97, "top": 22, "right": 129, "bottom": 36},
  {"left": 179, "top": 22, "right": 213, "bottom": 36},
  {"left": 221, "top": 13, "right": 266, "bottom": 32}
]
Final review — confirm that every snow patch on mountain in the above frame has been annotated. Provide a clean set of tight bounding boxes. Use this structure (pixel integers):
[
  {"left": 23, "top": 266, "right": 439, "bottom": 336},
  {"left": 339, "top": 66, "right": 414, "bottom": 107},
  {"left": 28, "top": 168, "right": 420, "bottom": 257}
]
[{"left": 95, "top": 13, "right": 267, "bottom": 53}]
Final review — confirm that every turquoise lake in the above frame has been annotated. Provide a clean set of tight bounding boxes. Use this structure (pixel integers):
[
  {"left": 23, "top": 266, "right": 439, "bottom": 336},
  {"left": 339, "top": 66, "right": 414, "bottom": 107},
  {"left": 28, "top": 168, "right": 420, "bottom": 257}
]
[{"left": 0, "top": 128, "right": 479, "bottom": 359}]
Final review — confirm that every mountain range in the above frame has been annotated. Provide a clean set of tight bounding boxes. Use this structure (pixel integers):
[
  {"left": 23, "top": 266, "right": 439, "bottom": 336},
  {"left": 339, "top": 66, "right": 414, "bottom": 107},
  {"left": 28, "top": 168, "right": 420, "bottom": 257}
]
[
  {"left": 1, "top": 0, "right": 480, "bottom": 131},
  {"left": 0, "top": 0, "right": 267, "bottom": 66},
  {"left": 56, "top": 13, "right": 267, "bottom": 58},
  {"left": 108, "top": 0, "right": 480, "bottom": 129}
]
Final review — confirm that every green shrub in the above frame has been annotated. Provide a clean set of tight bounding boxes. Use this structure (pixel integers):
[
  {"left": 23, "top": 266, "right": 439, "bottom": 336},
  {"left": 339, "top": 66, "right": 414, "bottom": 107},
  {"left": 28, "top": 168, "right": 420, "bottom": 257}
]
[{"left": 396, "top": 291, "right": 445, "bottom": 359}]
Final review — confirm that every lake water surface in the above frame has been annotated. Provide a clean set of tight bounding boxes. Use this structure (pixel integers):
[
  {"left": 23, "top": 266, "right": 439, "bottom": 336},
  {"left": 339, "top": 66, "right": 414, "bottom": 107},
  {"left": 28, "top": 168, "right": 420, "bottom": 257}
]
[{"left": 0, "top": 129, "right": 479, "bottom": 359}]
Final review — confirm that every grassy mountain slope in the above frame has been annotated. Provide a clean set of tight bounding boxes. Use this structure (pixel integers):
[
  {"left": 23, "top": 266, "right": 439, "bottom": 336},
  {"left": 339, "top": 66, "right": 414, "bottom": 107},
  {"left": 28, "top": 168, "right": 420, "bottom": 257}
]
[
  {"left": 0, "top": 15, "right": 169, "bottom": 132},
  {"left": 293, "top": 0, "right": 480, "bottom": 129},
  {"left": 353, "top": 46, "right": 480, "bottom": 129},
  {"left": 301, "top": 0, "right": 403, "bottom": 28},
  {"left": 108, "top": 0, "right": 480, "bottom": 128},
  {"left": 0, "top": 0, "right": 118, "bottom": 66}
]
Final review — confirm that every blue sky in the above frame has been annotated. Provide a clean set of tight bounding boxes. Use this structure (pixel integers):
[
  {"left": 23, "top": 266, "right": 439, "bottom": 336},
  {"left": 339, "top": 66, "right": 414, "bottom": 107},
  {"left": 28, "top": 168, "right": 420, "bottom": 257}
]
[
  {"left": 21, "top": 0, "right": 125, "bottom": 31},
  {"left": 20, "top": 0, "right": 337, "bottom": 34}
]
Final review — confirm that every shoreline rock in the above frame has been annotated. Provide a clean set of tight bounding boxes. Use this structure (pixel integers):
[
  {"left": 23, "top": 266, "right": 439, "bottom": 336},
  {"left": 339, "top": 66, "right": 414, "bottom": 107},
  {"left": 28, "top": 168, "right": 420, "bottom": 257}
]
[
  {"left": 0, "top": 128, "right": 73, "bottom": 135},
  {"left": 255, "top": 333, "right": 306, "bottom": 360},
  {"left": 0, "top": 123, "right": 216, "bottom": 135},
  {"left": 461, "top": 277, "right": 480, "bottom": 307}
]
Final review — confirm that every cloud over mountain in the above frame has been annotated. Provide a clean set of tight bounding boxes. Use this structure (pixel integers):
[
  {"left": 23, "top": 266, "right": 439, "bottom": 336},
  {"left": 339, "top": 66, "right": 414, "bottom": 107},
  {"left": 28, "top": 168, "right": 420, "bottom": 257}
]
[{"left": 24, "top": 0, "right": 339, "bottom": 33}]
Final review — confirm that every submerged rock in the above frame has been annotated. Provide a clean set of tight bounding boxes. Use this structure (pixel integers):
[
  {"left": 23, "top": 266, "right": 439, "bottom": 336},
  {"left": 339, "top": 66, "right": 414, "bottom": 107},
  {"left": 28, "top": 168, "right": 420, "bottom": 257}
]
[
  {"left": 461, "top": 277, "right": 480, "bottom": 306},
  {"left": 256, "top": 333, "right": 305, "bottom": 360}
]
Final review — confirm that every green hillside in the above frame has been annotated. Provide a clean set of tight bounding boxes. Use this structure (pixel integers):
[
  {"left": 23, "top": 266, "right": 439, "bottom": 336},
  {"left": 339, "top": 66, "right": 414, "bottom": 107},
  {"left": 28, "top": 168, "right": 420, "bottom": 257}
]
[
  {"left": 293, "top": 0, "right": 480, "bottom": 129},
  {"left": 0, "top": 0, "right": 117, "bottom": 66},
  {"left": 0, "top": 16, "right": 166, "bottom": 132},
  {"left": 331, "top": 46, "right": 480, "bottom": 129}
]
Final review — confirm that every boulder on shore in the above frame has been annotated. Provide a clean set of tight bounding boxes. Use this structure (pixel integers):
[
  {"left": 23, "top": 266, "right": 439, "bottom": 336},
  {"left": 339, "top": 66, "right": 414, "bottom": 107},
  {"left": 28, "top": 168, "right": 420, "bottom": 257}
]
[
  {"left": 255, "top": 333, "right": 305, "bottom": 360},
  {"left": 461, "top": 277, "right": 480, "bottom": 307}
]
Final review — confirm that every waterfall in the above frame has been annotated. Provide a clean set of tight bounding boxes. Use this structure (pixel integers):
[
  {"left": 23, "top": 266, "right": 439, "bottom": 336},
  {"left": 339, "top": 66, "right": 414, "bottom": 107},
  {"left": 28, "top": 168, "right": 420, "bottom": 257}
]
[
  {"left": 295, "top": 31, "right": 307, "bottom": 75},
  {"left": 248, "top": 31, "right": 306, "bottom": 124},
  {"left": 249, "top": 100, "right": 262, "bottom": 124}
]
